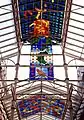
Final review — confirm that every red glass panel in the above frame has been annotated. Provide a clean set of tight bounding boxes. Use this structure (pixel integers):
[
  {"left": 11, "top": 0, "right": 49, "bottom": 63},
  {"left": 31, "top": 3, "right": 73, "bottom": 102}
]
[{"left": 34, "top": 19, "right": 49, "bottom": 37}]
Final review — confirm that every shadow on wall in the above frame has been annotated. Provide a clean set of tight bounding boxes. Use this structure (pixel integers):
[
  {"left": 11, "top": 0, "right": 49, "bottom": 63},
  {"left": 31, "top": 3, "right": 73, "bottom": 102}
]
[{"left": 80, "top": 112, "right": 84, "bottom": 120}]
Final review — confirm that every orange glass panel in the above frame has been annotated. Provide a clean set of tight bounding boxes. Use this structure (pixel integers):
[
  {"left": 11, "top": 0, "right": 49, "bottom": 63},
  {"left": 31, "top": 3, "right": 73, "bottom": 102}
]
[{"left": 34, "top": 19, "right": 49, "bottom": 37}]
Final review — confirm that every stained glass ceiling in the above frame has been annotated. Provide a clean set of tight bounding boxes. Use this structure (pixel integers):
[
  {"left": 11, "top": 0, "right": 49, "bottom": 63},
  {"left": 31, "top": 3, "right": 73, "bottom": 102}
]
[
  {"left": 0, "top": 0, "right": 84, "bottom": 120},
  {"left": 19, "top": 0, "right": 65, "bottom": 44},
  {"left": 0, "top": 0, "right": 84, "bottom": 61}
]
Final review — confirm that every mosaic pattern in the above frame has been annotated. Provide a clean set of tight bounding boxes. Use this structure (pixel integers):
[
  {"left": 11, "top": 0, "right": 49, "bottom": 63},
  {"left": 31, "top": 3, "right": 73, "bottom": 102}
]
[
  {"left": 19, "top": 0, "right": 66, "bottom": 43},
  {"left": 43, "top": 0, "right": 65, "bottom": 43},
  {"left": 17, "top": 95, "right": 65, "bottom": 118}
]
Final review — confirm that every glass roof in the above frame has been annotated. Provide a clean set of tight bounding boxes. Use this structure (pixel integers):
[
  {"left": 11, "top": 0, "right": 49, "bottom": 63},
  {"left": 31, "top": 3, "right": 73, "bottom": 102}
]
[
  {"left": 0, "top": 0, "right": 18, "bottom": 59},
  {"left": 0, "top": 0, "right": 84, "bottom": 120}
]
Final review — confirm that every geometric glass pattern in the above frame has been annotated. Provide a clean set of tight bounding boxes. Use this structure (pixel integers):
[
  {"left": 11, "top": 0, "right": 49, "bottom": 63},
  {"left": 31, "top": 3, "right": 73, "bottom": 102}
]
[
  {"left": 42, "top": 0, "right": 66, "bottom": 43},
  {"left": 17, "top": 95, "right": 65, "bottom": 118}
]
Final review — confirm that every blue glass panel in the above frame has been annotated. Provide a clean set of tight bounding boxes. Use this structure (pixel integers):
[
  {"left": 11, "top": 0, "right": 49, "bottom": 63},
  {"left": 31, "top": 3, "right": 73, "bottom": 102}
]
[
  {"left": 30, "top": 37, "right": 54, "bottom": 80},
  {"left": 18, "top": 0, "right": 66, "bottom": 43}
]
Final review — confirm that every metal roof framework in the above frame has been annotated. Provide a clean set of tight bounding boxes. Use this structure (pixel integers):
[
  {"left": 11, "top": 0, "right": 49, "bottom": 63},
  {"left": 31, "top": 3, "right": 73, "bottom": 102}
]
[{"left": 0, "top": 0, "right": 84, "bottom": 120}]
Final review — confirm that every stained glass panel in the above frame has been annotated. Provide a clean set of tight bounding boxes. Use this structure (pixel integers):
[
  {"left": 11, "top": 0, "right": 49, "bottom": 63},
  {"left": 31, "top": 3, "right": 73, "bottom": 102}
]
[
  {"left": 18, "top": 0, "right": 66, "bottom": 80},
  {"left": 30, "top": 37, "right": 54, "bottom": 80},
  {"left": 17, "top": 95, "right": 65, "bottom": 118},
  {"left": 18, "top": 0, "right": 66, "bottom": 43}
]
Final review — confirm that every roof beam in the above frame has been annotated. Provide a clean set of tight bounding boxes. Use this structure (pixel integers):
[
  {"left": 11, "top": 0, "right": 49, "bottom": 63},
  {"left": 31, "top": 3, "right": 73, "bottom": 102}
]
[
  {"left": 62, "top": 0, "right": 73, "bottom": 53},
  {"left": 11, "top": 0, "right": 22, "bottom": 51}
]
